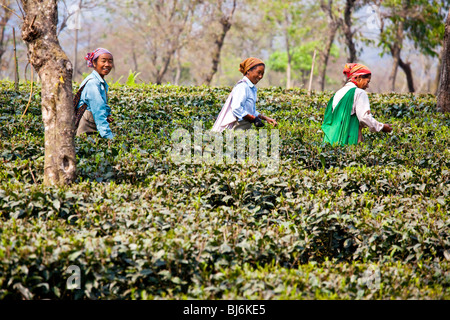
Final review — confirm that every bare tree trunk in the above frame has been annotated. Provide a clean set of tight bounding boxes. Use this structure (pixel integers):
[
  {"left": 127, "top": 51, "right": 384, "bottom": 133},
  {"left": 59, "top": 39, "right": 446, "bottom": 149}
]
[
  {"left": 156, "top": 48, "right": 176, "bottom": 85},
  {"left": 388, "top": 21, "right": 404, "bottom": 92},
  {"left": 72, "top": 0, "right": 83, "bottom": 83},
  {"left": 20, "top": 0, "right": 77, "bottom": 186},
  {"left": 0, "top": 1, "right": 12, "bottom": 77},
  {"left": 389, "top": 51, "right": 399, "bottom": 92},
  {"left": 308, "top": 49, "right": 316, "bottom": 96},
  {"left": 73, "top": 28, "right": 78, "bottom": 82},
  {"left": 318, "top": 26, "right": 338, "bottom": 91},
  {"left": 13, "top": 27, "right": 18, "bottom": 90},
  {"left": 151, "top": 1, "right": 195, "bottom": 85},
  {"left": 284, "top": 9, "right": 292, "bottom": 89},
  {"left": 174, "top": 50, "right": 181, "bottom": 85},
  {"left": 388, "top": 2, "right": 417, "bottom": 93},
  {"left": 285, "top": 32, "right": 292, "bottom": 89},
  {"left": 437, "top": 8, "right": 450, "bottom": 113},
  {"left": 286, "top": 56, "right": 292, "bottom": 89},
  {"left": 131, "top": 44, "right": 139, "bottom": 72},
  {"left": 343, "top": 0, "right": 357, "bottom": 62},
  {"left": 0, "top": 29, "right": 6, "bottom": 74},
  {"left": 434, "top": 46, "right": 443, "bottom": 95},
  {"left": 399, "top": 56, "right": 415, "bottom": 92},
  {"left": 204, "top": 0, "right": 236, "bottom": 85},
  {"left": 203, "top": 17, "right": 230, "bottom": 85},
  {"left": 319, "top": 0, "right": 340, "bottom": 91}
]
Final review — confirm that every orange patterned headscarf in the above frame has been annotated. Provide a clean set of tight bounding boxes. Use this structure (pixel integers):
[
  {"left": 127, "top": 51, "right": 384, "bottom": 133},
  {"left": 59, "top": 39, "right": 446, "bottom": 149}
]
[
  {"left": 343, "top": 63, "right": 371, "bottom": 80},
  {"left": 239, "top": 57, "right": 265, "bottom": 75}
]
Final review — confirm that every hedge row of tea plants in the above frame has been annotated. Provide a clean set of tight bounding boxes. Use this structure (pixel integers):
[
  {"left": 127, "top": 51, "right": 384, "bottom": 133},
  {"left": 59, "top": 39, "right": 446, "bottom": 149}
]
[{"left": 0, "top": 80, "right": 449, "bottom": 299}]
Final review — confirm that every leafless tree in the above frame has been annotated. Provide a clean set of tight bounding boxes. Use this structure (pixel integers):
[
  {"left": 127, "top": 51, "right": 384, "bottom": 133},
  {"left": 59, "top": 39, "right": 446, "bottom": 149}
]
[
  {"left": 0, "top": 0, "right": 13, "bottom": 77},
  {"left": 342, "top": 0, "right": 357, "bottom": 62},
  {"left": 318, "top": 0, "right": 341, "bottom": 91},
  {"left": 112, "top": 0, "right": 199, "bottom": 85},
  {"left": 202, "top": 0, "right": 237, "bottom": 85}
]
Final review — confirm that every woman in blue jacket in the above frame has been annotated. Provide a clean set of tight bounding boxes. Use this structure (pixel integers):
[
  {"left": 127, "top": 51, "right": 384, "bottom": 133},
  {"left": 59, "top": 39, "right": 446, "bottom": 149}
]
[{"left": 76, "top": 48, "right": 115, "bottom": 139}]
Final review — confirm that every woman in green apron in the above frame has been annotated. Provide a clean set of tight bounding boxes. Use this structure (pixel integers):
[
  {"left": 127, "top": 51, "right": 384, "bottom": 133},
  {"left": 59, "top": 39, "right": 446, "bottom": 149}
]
[{"left": 321, "top": 63, "right": 392, "bottom": 146}]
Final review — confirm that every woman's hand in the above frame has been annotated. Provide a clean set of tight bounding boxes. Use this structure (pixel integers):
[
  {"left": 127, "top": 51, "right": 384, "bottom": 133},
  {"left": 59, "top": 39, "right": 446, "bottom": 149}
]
[
  {"left": 259, "top": 114, "right": 278, "bottom": 127},
  {"left": 382, "top": 123, "right": 392, "bottom": 133},
  {"left": 266, "top": 117, "right": 278, "bottom": 127},
  {"left": 107, "top": 116, "right": 114, "bottom": 123}
]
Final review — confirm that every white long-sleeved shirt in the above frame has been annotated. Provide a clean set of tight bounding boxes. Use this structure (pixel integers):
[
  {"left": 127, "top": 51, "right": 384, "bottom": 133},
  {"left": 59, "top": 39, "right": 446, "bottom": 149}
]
[
  {"left": 230, "top": 76, "right": 260, "bottom": 121},
  {"left": 332, "top": 82, "right": 384, "bottom": 132}
]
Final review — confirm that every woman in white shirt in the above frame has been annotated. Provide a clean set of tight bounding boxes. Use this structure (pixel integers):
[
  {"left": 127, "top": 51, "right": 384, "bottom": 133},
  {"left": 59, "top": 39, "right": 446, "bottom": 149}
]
[
  {"left": 212, "top": 57, "right": 277, "bottom": 132},
  {"left": 321, "top": 63, "right": 392, "bottom": 145}
]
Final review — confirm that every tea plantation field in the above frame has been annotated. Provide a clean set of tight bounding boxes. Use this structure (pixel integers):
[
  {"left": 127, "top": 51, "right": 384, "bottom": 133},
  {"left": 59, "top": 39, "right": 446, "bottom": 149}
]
[{"left": 0, "top": 80, "right": 449, "bottom": 300}]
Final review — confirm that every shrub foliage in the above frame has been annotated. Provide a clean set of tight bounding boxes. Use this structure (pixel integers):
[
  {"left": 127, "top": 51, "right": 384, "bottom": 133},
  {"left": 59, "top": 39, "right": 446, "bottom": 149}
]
[{"left": 0, "top": 81, "right": 449, "bottom": 299}]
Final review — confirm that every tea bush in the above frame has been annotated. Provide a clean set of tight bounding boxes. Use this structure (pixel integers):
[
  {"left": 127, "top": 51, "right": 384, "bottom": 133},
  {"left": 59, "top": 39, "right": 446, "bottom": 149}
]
[{"left": 0, "top": 80, "right": 449, "bottom": 299}]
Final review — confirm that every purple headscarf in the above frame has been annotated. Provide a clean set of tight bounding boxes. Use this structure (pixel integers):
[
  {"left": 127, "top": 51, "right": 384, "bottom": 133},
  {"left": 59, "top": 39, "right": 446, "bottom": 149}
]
[{"left": 84, "top": 48, "right": 113, "bottom": 68}]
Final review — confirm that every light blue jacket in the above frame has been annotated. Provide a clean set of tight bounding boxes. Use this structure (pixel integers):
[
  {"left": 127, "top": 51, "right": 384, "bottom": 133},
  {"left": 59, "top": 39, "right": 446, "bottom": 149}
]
[
  {"left": 230, "top": 76, "right": 260, "bottom": 121},
  {"left": 77, "top": 70, "right": 114, "bottom": 139}
]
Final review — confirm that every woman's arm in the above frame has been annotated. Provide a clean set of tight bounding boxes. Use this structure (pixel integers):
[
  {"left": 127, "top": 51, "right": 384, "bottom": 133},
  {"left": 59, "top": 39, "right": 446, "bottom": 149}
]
[{"left": 355, "top": 90, "right": 387, "bottom": 132}]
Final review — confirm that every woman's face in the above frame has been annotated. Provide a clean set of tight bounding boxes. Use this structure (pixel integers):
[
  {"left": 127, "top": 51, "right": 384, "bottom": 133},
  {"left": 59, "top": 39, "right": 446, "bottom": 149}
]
[
  {"left": 93, "top": 53, "right": 114, "bottom": 78},
  {"left": 355, "top": 75, "right": 371, "bottom": 90},
  {"left": 246, "top": 65, "right": 265, "bottom": 85}
]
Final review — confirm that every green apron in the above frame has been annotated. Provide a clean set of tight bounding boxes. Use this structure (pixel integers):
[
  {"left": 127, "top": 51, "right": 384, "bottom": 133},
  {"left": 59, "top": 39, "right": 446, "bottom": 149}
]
[{"left": 321, "top": 87, "right": 359, "bottom": 146}]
